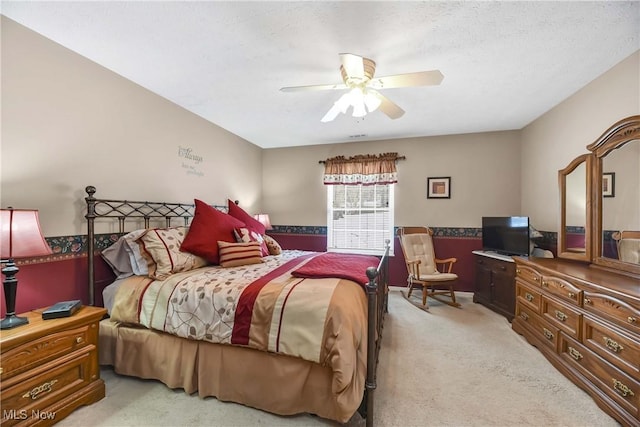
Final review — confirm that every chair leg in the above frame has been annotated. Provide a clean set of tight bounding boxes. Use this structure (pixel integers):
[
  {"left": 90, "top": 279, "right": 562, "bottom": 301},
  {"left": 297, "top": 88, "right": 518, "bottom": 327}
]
[
  {"left": 407, "top": 280, "right": 413, "bottom": 298},
  {"left": 422, "top": 285, "right": 428, "bottom": 306}
]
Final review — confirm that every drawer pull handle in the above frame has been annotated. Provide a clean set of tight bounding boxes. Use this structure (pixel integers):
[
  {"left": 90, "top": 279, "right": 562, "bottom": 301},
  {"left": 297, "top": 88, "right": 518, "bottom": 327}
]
[
  {"left": 525, "top": 293, "right": 534, "bottom": 302},
  {"left": 568, "top": 292, "right": 575, "bottom": 298},
  {"left": 76, "top": 336, "right": 83, "bottom": 344},
  {"left": 520, "top": 312, "right": 529, "bottom": 321},
  {"left": 568, "top": 346, "right": 583, "bottom": 361},
  {"left": 628, "top": 316, "right": 637, "bottom": 324},
  {"left": 603, "top": 337, "right": 624, "bottom": 353},
  {"left": 533, "top": 277, "right": 539, "bottom": 282},
  {"left": 612, "top": 379, "right": 635, "bottom": 398},
  {"left": 584, "top": 297, "right": 592, "bottom": 305},
  {"left": 543, "top": 328, "right": 554, "bottom": 340},
  {"left": 516, "top": 269, "right": 520, "bottom": 274},
  {"left": 555, "top": 310, "right": 568, "bottom": 322},
  {"left": 22, "top": 379, "right": 58, "bottom": 400}
]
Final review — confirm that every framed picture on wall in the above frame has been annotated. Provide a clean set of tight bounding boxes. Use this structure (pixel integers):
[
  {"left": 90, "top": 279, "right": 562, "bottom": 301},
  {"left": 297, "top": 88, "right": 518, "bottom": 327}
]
[
  {"left": 603, "top": 172, "right": 615, "bottom": 198},
  {"left": 427, "top": 177, "right": 451, "bottom": 199}
]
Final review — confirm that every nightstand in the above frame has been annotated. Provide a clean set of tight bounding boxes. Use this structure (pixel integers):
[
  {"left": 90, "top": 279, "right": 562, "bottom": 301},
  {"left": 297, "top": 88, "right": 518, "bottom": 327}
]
[{"left": 0, "top": 305, "right": 107, "bottom": 426}]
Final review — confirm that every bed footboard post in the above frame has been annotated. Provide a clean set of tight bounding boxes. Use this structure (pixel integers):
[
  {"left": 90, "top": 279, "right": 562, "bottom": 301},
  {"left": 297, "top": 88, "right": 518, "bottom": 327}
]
[
  {"left": 85, "top": 185, "right": 97, "bottom": 306},
  {"left": 365, "top": 266, "right": 378, "bottom": 427}
]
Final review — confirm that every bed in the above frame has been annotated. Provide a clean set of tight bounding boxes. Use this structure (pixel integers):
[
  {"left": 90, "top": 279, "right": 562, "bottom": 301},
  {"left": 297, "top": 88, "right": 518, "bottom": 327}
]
[{"left": 84, "top": 186, "right": 389, "bottom": 426}]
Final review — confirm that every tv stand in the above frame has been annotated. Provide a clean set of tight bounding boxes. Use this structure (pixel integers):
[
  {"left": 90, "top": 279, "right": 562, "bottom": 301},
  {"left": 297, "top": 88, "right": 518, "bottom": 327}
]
[{"left": 472, "top": 250, "right": 516, "bottom": 321}]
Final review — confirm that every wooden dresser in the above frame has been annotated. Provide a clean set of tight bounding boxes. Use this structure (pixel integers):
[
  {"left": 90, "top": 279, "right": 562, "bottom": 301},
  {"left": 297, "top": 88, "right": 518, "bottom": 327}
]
[
  {"left": 0, "top": 306, "right": 107, "bottom": 426},
  {"left": 512, "top": 257, "right": 640, "bottom": 426}
]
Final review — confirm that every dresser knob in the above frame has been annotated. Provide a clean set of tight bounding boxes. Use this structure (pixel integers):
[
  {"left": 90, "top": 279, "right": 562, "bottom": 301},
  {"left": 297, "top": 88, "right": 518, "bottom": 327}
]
[
  {"left": 568, "top": 292, "right": 575, "bottom": 298},
  {"left": 76, "top": 337, "right": 83, "bottom": 344},
  {"left": 516, "top": 269, "right": 520, "bottom": 274},
  {"left": 525, "top": 293, "right": 534, "bottom": 302},
  {"left": 584, "top": 297, "right": 592, "bottom": 305},
  {"left": 628, "top": 316, "right": 637, "bottom": 324}
]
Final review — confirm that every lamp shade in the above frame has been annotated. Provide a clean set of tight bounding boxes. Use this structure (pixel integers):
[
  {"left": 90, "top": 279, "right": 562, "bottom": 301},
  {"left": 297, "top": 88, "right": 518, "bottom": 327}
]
[
  {"left": 253, "top": 213, "right": 273, "bottom": 230},
  {"left": 1, "top": 209, "right": 53, "bottom": 259}
]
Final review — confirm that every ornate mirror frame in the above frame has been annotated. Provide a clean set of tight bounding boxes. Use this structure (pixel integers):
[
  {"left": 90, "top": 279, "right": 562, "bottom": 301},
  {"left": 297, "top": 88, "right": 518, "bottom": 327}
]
[
  {"left": 587, "top": 115, "right": 640, "bottom": 276},
  {"left": 558, "top": 153, "right": 592, "bottom": 262}
]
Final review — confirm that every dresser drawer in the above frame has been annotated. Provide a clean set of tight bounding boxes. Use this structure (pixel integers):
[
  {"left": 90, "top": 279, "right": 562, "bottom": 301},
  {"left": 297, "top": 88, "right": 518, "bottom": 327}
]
[
  {"left": 1, "top": 324, "right": 94, "bottom": 381},
  {"left": 583, "top": 315, "right": 640, "bottom": 380},
  {"left": 541, "top": 295, "right": 582, "bottom": 340},
  {"left": 540, "top": 275, "right": 582, "bottom": 306},
  {"left": 0, "top": 348, "right": 95, "bottom": 426},
  {"left": 515, "top": 304, "right": 559, "bottom": 352},
  {"left": 516, "top": 280, "right": 541, "bottom": 313},
  {"left": 583, "top": 291, "right": 640, "bottom": 335},
  {"left": 515, "top": 265, "right": 542, "bottom": 286},
  {"left": 559, "top": 335, "right": 639, "bottom": 419}
]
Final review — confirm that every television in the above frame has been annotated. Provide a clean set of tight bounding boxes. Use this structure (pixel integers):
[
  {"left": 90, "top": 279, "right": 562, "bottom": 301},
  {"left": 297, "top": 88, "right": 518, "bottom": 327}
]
[{"left": 482, "top": 216, "right": 530, "bottom": 256}]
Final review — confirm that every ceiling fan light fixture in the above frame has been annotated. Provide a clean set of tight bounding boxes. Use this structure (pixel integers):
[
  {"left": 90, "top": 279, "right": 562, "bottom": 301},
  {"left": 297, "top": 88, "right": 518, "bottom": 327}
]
[
  {"left": 352, "top": 101, "right": 367, "bottom": 118},
  {"left": 363, "top": 90, "right": 382, "bottom": 112}
]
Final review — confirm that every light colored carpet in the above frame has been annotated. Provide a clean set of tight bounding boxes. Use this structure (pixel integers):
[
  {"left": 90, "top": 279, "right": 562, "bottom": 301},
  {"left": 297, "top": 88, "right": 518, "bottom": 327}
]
[{"left": 58, "top": 291, "right": 620, "bottom": 427}]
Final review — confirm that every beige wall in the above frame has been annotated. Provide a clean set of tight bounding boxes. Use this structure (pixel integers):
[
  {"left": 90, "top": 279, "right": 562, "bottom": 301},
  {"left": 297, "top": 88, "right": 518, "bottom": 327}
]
[
  {"left": 1, "top": 17, "right": 263, "bottom": 236},
  {"left": 2, "top": 15, "right": 638, "bottom": 238},
  {"left": 262, "top": 131, "right": 522, "bottom": 228},
  {"left": 521, "top": 50, "right": 640, "bottom": 231}
]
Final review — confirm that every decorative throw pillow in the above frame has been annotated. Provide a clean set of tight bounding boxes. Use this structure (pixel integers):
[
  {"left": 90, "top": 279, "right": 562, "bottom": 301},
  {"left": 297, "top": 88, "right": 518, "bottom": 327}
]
[
  {"left": 137, "top": 227, "right": 208, "bottom": 280},
  {"left": 234, "top": 227, "right": 266, "bottom": 246},
  {"left": 262, "top": 234, "right": 282, "bottom": 255},
  {"left": 217, "top": 241, "right": 264, "bottom": 268},
  {"left": 180, "top": 199, "right": 246, "bottom": 264},
  {"left": 102, "top": 228, "right": 148, "bottom": 278},
  {"left": 227, "top": 200, "right": 269, "bottom": 256}
]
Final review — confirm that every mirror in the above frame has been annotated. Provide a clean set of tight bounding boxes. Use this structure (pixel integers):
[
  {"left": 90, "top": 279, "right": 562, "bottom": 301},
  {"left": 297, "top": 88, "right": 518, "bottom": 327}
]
[
  {"left": 558, "top": 154, "right": 592, "bottom": 261},
  {"left": 588, "top": 116, "right": 640, "bottom": 276}
]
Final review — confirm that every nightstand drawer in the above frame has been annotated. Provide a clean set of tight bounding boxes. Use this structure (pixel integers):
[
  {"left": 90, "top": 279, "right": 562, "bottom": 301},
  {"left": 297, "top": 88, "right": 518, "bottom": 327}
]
[
  {"left": 541, "top": 295, "right": 581, "bottom": 340},
  {"left": 0, "top": 348, "right": 94, "bottom": 426},
  {"left": 1, "top": 324, "right": 92, "bottom": 381}
]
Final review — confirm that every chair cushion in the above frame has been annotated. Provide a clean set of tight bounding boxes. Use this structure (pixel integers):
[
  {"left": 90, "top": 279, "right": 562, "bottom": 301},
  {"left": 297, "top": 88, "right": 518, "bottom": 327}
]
[
  {"left": 418, "top": 272, "right": 458, "bottom": 282},
  {"left": 400, "top": 233, "right": 437, "bottom": 274}
]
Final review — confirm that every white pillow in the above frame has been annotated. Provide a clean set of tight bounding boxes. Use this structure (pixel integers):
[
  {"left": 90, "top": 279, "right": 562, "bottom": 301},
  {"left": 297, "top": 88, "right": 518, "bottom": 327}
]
[{"left": 101, "top": 229, "right": 148, "bottom": 278}]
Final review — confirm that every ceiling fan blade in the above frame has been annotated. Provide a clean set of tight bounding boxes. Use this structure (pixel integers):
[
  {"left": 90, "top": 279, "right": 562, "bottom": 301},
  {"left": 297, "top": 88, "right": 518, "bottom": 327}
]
[
  {"left": 280, "top": 83, "right": 348, "bottom": 92},
  {"left": 370, "top": 70, "right": 444, "bottom": 89},
  {"left": 340, "top": 53, "right": 365, "bottom": 79},
  {"left": 321, "top": 103, "right": 342, "bottom": 123},
  {"left": 376, "top": 92, "right": 405, "bottom": 119}
]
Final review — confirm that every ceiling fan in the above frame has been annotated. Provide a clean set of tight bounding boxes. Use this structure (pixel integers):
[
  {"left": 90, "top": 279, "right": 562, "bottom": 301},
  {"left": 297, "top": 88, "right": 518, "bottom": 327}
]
[{"left": 280, "top": 53, "right": 444, "bottom": 122}]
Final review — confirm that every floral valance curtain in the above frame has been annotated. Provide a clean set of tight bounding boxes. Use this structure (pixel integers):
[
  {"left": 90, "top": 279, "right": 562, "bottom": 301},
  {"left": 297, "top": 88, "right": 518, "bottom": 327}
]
[{"left": 322, "top": 152, "right": 403, "bottom": 185}]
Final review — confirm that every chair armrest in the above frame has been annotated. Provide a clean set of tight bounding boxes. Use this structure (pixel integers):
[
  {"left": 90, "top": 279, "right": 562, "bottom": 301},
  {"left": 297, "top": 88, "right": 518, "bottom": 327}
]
[{"left": 435, "top": 257, "right": 457, "bottom": 273}]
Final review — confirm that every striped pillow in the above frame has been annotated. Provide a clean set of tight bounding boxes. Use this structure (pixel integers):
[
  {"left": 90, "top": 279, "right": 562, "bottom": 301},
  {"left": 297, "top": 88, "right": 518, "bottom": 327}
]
[
  {"left": 137, "top": 227, "right": 208, "bottom": 280},
  {"left": 217, "top": 241, "right": 264, "bottom": 268}
]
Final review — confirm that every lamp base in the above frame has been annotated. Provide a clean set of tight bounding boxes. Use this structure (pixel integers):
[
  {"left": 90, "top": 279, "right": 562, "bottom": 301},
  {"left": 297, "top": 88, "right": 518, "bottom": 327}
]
[{"left": 0, "top": 314, "right": 29, "bottom": 330}]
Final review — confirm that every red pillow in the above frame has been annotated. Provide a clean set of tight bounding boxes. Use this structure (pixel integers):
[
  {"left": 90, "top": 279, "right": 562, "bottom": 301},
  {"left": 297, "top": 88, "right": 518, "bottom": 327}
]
[
  {"left": 227, "top": 200, "right": 269, "bottom": 255},
  {"left": 181, "top": 199, "right": 245, "bottom": 264}
]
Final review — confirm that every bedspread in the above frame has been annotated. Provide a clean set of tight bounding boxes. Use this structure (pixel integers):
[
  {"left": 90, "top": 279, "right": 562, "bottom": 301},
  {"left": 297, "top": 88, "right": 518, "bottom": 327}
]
[{"left": 110, "top": 250, "right": 371, "bottom": 394}]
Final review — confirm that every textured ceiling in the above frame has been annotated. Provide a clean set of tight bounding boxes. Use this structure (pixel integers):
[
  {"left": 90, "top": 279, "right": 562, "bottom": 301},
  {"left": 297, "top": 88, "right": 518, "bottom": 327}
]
[{"left": 2, "top": 1, "right": 639, "bottom": 148}]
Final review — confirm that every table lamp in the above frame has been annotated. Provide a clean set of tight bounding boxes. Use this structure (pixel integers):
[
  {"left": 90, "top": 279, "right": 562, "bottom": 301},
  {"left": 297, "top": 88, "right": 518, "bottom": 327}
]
[
  {"left": 254, "top": 213, "right": 273, "bottom": 230},
  {"left": 1, "top": 208, "right": 53, "bottom": 329}
]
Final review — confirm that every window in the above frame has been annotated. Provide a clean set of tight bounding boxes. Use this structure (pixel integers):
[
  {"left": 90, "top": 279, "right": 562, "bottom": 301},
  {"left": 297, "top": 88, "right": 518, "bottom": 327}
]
[{"left": 327, "top": 183, "right": 394, "bottom": 256}]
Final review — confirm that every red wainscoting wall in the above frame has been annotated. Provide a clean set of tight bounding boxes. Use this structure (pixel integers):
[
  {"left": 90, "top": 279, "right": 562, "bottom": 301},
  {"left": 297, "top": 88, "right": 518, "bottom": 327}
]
[{"left": 2, "top": 233, "right": 482, "bottom": 316}]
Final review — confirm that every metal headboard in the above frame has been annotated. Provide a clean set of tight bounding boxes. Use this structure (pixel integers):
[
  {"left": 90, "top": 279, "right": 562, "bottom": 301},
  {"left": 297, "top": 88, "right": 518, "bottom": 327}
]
[{"left": 84, "top": 185, "right": 230, "bottom": 305}]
